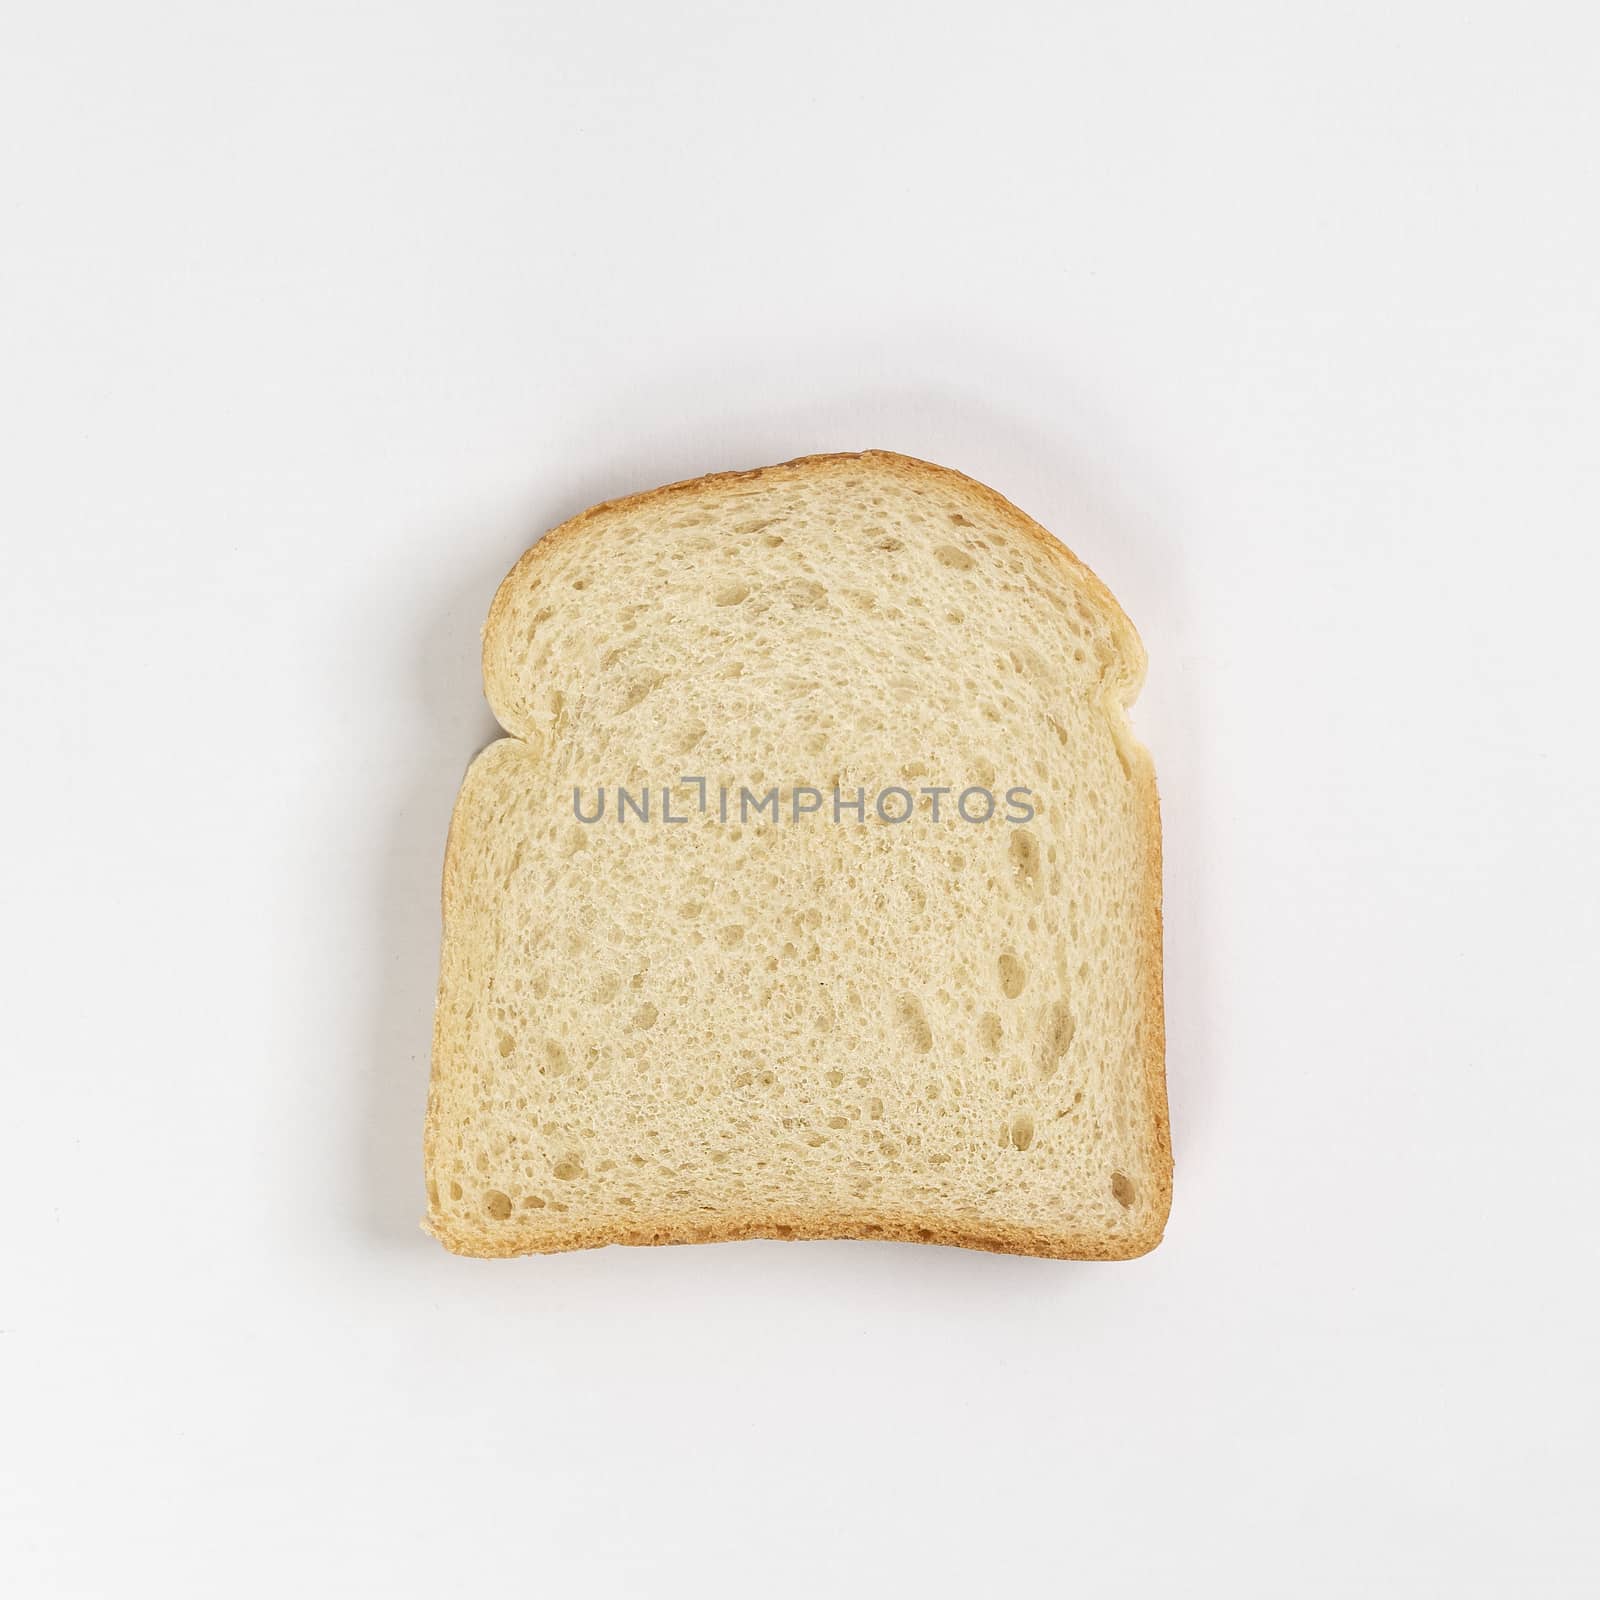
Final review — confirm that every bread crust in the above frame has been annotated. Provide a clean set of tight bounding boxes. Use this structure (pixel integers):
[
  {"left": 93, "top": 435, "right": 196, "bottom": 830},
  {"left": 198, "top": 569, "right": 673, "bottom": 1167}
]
[
  {"left": 423, "top": 1208, "right": 1159, "bottom": 1261},
  {"left": 427, "top": 451, "right": 1170, "bottom": 1260}
]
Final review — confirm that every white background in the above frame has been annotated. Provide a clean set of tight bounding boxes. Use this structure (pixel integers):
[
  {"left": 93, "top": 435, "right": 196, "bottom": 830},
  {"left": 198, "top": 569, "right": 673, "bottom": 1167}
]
[{"left": 3, "top": 5, "right": 1597, "bottom": 1595}]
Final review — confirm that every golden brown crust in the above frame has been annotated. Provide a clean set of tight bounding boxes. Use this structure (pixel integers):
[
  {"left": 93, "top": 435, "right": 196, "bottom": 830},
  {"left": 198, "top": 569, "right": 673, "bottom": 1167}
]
[
  {"left": 434, "top": 450, "right": 1171, "bottom": 1260},
  {"left": 1129, "top": 747, "right": 1172, "bottom": 1247},
  {"left": 422, "top": 1207, "right": 1160, "bottom": 1261}
]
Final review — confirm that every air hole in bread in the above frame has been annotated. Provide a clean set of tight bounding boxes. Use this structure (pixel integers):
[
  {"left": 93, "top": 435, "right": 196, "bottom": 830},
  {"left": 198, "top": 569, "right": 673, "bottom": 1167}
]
[
  {"left": 934, "top": 544, "right": 976, "bottom": 571},
  {"left": 894, "top": 994, "right": 933, "bottom": 1053},
  {"left": 998, "top": 952, "right": 1026, "bottom": 998},
  {"left": 1039, "top": 1001, "right": 1075, "bottom": 1081},
  {"left": 1009, "top": 828, "right": 1041, "bottom": 886},
  {"left": 621, "top": 673, "right": 661, "bottom": 710},
  {"left": 1111, "top": 1172, "right": 1136, "bottom": 1208},
  {"left": 484, "top": 1190, "right": 512, "bottom": 1220},
  {"left": 714, "top": 582, "right": 750, "bottom": 606},
  {"left": 1010, "top": 1115, "right": 1034, "bottom": 1151}
]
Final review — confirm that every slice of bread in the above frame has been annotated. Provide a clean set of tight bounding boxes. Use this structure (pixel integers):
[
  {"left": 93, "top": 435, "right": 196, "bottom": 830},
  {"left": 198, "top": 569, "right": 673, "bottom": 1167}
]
[{"left": 423, "top": 451, "right": 1169, "bottom": 1258}]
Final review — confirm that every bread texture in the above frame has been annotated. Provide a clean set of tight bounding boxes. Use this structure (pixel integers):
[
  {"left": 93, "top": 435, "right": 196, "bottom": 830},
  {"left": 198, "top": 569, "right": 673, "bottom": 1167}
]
[{"left": 423, "top": 451, "right": 1169, "bottom": 1258}]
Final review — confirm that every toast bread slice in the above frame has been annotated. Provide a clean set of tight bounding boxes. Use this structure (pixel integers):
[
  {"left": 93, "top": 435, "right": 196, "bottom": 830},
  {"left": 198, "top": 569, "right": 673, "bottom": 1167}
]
[{"left": 424, "top": 451, "right": 1169, "bottom": 1258}]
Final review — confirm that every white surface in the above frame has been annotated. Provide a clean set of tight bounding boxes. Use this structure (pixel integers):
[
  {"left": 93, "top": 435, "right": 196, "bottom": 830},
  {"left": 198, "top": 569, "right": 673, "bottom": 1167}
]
[{"left": 3, "top": 5, "right": 1597, "bottom": 1595}]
